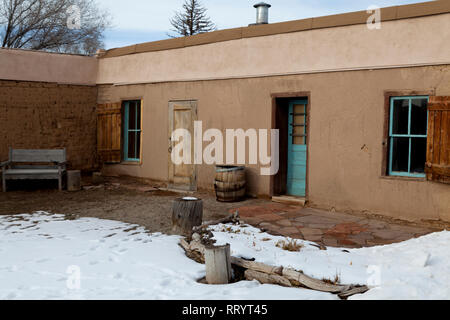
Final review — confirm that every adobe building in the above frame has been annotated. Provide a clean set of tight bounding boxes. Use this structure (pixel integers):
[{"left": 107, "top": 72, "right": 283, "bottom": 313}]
[{"left": 0, "top": 1, "right": 449, "bottom": 222}]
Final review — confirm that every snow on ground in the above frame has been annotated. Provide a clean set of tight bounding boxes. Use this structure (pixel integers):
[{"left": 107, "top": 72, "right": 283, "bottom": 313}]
[
  {"left": 211, "top": 224, "right": 450, "bottom": 300},
  {"left": 0, "top": 212, "right": 334, "bottom": 300},
  {"left": 0, "top": 212, "right": 449, "bottom": 300}
]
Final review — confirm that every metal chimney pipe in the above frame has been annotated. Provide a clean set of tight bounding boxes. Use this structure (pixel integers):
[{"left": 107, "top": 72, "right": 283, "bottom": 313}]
[{"left": 254, "top": 2, "right": 271, "bottom": 24}]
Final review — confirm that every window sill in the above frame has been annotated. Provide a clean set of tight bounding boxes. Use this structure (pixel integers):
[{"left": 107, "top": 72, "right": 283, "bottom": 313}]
[
  {"left": 380, "top": 175, "right": 426, "bottom": 182},
  {"left": 120, "top": 161, "right": 142, "bottom": 166}
]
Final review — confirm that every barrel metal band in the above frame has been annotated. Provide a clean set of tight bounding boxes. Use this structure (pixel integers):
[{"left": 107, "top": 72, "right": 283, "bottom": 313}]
[{"left": 216, "top": 166, "right": 245, "bottom": 173}]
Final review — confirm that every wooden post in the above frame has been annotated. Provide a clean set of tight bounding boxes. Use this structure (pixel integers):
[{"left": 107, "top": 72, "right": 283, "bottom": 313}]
[
  {"left": 205, "top": 244, "right": 232, "bottom": 285},
  {"left": 171, "top": 198, "right": 203, "bottom": 236},
  {"left": 67, "top": 170, "right": 81, "bottom": 192},
  {"left": 58, "top": 174, "right": 63, "bottom": 191}
]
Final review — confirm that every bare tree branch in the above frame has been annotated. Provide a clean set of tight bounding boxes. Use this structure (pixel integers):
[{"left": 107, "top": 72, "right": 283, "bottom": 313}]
[{"left": 0, "top": 0, "right": 111, "bottom": 55}]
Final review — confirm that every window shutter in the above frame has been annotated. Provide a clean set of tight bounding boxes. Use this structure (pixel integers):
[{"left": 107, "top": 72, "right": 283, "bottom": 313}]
[
  {"left": 97, "top": 103, "right": 122, "bottom": 163},
  {"left": 426, "top": 97, "right": 450, "bottom": 183}
]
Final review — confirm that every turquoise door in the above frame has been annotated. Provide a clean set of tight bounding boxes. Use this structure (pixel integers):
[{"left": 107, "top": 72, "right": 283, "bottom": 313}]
[{"left": 287, "top": 99, "right": 308, "bottom": 196}]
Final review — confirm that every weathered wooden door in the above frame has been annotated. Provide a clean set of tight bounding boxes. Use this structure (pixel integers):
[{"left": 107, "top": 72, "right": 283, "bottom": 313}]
[
  {"left": 168, "top": 101, "right": 197, "bottom": 191},
  {"left": 287, "top": 99, "right": 308, "bottom": 197}
]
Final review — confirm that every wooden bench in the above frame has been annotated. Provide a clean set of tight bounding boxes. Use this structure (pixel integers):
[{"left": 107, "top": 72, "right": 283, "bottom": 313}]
[{"left": 1, "top": 148, "right": 67, "bottom": 192}]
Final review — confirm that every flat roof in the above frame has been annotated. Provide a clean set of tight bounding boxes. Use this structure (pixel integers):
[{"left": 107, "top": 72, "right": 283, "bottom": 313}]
[
  {"left": 0, "top": 47, "right": 93, "bottom": 58},
  {"left": 102, "top": 0, "right": 450, "bottom": 59}
]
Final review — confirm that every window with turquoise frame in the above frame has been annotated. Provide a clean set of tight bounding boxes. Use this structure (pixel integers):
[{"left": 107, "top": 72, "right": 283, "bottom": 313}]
[
  {"left": 389, "top": 96, "right": 429, "bottom": 177},
  {"left": 123, "top": 100, "right": 141, "bottom": 162}
]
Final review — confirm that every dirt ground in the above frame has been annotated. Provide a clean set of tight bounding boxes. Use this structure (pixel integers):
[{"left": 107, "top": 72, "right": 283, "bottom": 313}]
[
  {"left": 1, "top": 176, "right": 448, "bottom": 240},
  {"left": 0, "top": 176, "right": 265, "bottom": 234}
]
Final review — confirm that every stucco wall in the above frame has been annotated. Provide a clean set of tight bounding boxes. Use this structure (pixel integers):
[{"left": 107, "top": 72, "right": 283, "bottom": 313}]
[
  {"left": 97, "top": 13, "right": 450, "bottom": 85},
  {"left": 100, "top": 64, "right": 450, "bottom": 222},
  {"left": 0, "top": 48, "right": 97, "bottom": 85}
]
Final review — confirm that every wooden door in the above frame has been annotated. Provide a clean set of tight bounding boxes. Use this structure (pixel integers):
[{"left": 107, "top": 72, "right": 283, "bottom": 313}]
[
  {"left": 168, "top": 101, "right": 197, "bottom": 191},
  {"left": 287, "top": 99, "right": 308, "bottom": 196}
]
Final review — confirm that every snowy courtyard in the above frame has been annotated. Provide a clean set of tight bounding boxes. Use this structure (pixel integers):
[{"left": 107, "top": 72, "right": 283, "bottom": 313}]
[{"left": 0, "top": 212, "right": 449, "bottom": 300}]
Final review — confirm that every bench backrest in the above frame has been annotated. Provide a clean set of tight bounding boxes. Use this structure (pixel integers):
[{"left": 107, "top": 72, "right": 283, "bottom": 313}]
[{"left": 9, "top": 148, "right": 66, "bottom": 163}]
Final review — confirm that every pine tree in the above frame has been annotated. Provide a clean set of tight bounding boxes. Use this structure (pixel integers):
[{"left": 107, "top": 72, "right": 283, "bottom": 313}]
[{"left": 169, "top": 0, "right": 216, "bottom": 37}]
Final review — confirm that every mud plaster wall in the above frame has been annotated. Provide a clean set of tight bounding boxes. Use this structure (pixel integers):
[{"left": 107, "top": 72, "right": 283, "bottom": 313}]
[
  {"left": 0, "top": 80, "right": 98, "bottom": 170},
  {"left": 99, "top": 65, "right": 450, "bottom": 222}
]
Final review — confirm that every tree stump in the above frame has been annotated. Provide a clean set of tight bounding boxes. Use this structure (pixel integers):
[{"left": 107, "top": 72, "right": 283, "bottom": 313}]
[
  {"left": 171, "top": 198, "right": 203, "bottom": 236},
  {"left": 205, "top": 244, "right": 232, "bottom": 285}
]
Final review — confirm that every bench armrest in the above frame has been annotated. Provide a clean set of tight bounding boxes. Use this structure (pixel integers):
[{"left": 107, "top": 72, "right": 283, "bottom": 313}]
[
  {"left": 0, "top": 161, "right": 10, "bottom": 168},
  {"left": 56, "top": 161, "right": 68, "bottom": 171},
  {"left": 52, "top": 161, "right": 67, "bottom": 165}
]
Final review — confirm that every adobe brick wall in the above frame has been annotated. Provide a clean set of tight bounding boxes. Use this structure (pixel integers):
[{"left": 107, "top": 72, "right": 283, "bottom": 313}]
[{"left": 0, "top": 80, "right": 98, "bottom": 171}]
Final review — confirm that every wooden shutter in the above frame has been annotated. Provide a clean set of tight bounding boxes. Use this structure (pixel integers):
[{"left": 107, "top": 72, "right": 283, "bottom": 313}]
[
  {"left": 426, "top": 97, "right": 450, "bottom": 183},
  {"left": 97, "top": 103, "right": 122, "bottom": 163}
]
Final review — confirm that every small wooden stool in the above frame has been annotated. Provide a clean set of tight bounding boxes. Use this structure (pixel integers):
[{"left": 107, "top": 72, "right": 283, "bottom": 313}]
[{"left": 67, "top": 170, "right": 81, "bottom": 191}]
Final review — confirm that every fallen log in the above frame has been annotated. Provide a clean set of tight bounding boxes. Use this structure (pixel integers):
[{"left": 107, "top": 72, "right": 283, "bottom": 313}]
[
  {"left": 179, "top": 238, "right": 369, "bottom": 298},
  {"left": 245, "top": 269, "right": 292, "bottom": 287},
  {"left": 282, "top": 268, "right": 350, "bottom": 293},
  {"left": 231, "top": 257, "right": 283, "bottom": 276},
  {"left": 179, "top": 238, "right": 190, "bottom": 251},
  {"left": 183, "top": 241, "right": 282, "bottom": 276},
  {"left": 181, "top": 239, "right": 205, "bottom": 254},
  {"left": 338, "top": 286, "right": 370, "bottom": 299},
  {"left": 179, "top": 238, "right": 205, "bottom": 263},
  {"left": 192, "top": 211, "right": 240, "bottom": 233}
]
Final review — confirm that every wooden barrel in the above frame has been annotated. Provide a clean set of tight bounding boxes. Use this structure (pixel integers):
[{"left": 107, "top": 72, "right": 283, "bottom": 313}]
[{"left": 215, "top": 166, "right": 246, "bottom": 202}]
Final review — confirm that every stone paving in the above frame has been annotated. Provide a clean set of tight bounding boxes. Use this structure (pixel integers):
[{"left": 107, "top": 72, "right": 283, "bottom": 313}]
[{"left": 231, "top": 203, "right": 438, "bottom": 248}]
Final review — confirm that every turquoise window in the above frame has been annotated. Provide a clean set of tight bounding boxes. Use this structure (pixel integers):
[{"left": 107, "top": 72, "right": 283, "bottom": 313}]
[
  {"left": 389, "top": 96, "right": 429, "bottom": 177},
  {"left": 123, "top": 100, "right": 141, "bottom": 162}
]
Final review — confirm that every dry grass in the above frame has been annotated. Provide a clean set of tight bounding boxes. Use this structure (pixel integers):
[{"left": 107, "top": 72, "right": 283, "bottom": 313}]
[
  {"left": 322, "top": 273, "right": 341, "bottom": 285},
  {"left": 219, "top": 225, "right": 253, "bottom": 236},
  {"left": 220, "top": 226, "right": 241, "bottom": 234},
  {"left": 276, "top": 239, "right": 304, "bottom": 252}
]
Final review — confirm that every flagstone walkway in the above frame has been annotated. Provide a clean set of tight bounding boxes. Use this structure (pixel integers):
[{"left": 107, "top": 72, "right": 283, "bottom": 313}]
[{"left": 231, "top": 203, "right": 438, "bottom": 248}]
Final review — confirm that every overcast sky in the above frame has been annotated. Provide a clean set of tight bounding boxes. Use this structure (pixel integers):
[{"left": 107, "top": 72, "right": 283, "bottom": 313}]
[{"left": 96, "top": 0, "right": 432, "bottom": 49}]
